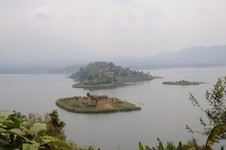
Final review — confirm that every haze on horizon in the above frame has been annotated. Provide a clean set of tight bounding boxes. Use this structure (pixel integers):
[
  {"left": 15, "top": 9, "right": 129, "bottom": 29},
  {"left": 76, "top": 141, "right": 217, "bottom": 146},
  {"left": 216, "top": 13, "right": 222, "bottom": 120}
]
[{"left": 1, "top": 0, "right": 226, "bottom": 65}]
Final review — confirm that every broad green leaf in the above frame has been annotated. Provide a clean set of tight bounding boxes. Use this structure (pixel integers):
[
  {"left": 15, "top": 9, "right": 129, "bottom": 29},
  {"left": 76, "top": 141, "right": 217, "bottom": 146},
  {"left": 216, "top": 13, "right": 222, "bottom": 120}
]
[
  {"left": 0, "top": 110, "right": 15, "bottom": 118},
  {"left": 2, "top": 116, "right": 23, "bottom": 128},
  {"left": 9, "top": 128, "right": 25, "bottom": 137},
  {"left": 177, "top": 141, "right": 182, "bottom": 150},
  {"left": 157, "top": 138, "right": 164, "bottom": 150},
  {"left": 0, "top": 117, "right": 5, "bottom": 123},
  {"left": 206, "top": 124, "right": 226, "bottom": 149},
  {"left": 2, "top": 118, "right": 16, "bottom": 128},
  {"left": 145, "top": 146, "right": 152, "bottom": 150},
  {"left": 20, "top": 125, "right": 30, "bottom": 134},
  {"left": 29, "top": 123, "right": 47, "bottom": 138},
  {"left": 139, "top": 142, "right": 144, "bottom": 150},
  {"left": 6, "top": 128, "right": 33, "bottom": 144},
  {"left": 10, "top": 117, "right": 23, "bottom": 128},
  {"left": 42, "top": 135, "right": 73, "bottom": 150},
  {"left": 0, "top": 127, "right": 5, "bottom": 132},
  {"left": 22, "top": 143, "right": 40, "bottom": 150}
]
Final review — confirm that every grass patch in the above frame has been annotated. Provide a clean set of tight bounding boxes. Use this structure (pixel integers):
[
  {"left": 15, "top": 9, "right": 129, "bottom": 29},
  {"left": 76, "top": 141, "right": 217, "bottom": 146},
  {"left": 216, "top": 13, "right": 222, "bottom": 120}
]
[
  {"left": 72, "top": 82, "right": 124, "bottom": 89},
  {"left": 56, "top": 96, "right": 141, "bottom": 113}
]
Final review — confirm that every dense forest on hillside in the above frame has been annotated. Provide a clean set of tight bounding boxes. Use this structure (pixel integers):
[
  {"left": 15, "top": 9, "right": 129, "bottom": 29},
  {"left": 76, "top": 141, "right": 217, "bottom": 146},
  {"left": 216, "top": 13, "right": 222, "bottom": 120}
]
[{"left": 70, "top": 62, "right": 156, "bottom": 89}]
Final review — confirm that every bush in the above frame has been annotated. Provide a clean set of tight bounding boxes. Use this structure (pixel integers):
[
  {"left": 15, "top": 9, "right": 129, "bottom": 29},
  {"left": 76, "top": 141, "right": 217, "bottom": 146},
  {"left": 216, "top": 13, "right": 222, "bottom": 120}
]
[{"left": 0, "top": 110, "right": 72, "bottom": 150}]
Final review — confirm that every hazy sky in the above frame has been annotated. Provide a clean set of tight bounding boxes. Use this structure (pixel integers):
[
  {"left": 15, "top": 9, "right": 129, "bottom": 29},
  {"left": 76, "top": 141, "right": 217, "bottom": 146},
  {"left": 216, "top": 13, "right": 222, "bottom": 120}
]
[{"left": 1, "top": 0, "right": 226, "bottom": 63}]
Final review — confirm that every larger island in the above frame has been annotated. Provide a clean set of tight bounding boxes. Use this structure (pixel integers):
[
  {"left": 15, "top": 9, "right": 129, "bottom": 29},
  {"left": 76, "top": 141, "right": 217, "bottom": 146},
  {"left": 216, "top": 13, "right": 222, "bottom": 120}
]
[
  {"left": 70, "top": 61, "right": 157, "bottom": 89},
  {"left": 56, "top": 93, "right": 141, "bottom": 113}
]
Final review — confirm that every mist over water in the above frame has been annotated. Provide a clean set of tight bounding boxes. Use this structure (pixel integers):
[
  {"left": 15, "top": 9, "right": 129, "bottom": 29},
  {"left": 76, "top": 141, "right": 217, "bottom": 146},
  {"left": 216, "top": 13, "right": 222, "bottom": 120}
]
[{"left": 0, "top": 67, "right": 226, "bottom": 150}]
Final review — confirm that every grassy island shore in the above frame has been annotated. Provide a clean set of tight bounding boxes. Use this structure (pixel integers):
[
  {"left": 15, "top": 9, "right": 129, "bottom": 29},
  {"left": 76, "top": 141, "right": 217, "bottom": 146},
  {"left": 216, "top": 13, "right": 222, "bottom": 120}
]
[
  {"left": 162, "top": 80, "right": 204, "bottom": 85},
  {"left": 56, "top": 95, "right": 141, "bottom": 113},
  {"left": 72, "top": 82, "right": 124, "bottom": 89}
]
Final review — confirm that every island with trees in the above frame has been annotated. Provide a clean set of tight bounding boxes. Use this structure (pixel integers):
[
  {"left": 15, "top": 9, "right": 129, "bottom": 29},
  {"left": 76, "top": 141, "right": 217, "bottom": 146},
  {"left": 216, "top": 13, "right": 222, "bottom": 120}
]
[
  {"left": 70, "top": 61, "right": 157, "bottom": 89},
  {"left": 56, "top": 93, "right": 141, "bottom": 113},
  {"left": 162, "top": 80, "right": 204, "bottom": 85},
  {"left": 1, "top": 77, "right": 226, "bottom": 150}
]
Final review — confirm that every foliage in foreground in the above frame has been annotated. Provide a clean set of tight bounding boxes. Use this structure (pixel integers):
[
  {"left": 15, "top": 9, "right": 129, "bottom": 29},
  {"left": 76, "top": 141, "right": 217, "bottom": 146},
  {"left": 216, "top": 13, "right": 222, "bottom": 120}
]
[
  {"left": 139, "top": 138, "right": 203, "bottom": 150},
  {"left": 0, "top": 110, "right": 99, "bottom": 150},
  {"left": 0, "top": 110, "right": 72, "bottom": 150},
  {"left": 139, "top": 77, "right": 226, "bottom": 150},
  {"left": 28, "top": 110, "right": 66, "bottom": 141},
  {"left": 188, "top": 76, "right": 226, "bottom": 138},
  {"left": 1, "top": 110, "right": 226, "bottom": 150},
  {"left": 139, "top": 123, "right": 226, "bottom": 150}
]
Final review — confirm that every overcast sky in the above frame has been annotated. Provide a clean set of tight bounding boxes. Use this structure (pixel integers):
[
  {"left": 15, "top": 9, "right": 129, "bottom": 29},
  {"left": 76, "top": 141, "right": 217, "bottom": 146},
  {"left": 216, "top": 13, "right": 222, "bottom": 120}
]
[{"left": 1, "top": 0, "right": 226, "bottom": 64}]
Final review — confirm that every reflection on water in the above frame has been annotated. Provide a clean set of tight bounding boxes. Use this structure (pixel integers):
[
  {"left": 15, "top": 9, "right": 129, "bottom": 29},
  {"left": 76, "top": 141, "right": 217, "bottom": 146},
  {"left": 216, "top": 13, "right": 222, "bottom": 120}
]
[{"left": 0, "top": 67, "right": 226, "bottom": 150}]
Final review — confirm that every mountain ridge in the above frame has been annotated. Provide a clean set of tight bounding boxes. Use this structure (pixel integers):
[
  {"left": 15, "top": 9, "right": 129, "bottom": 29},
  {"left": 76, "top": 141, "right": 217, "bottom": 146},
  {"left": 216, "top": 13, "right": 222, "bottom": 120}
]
[
  {"left": 1, "top": 44, "right": 226, "bottom": 73},
  {"left": 131, "top": 45, "right": 226, "bottom": 69}
]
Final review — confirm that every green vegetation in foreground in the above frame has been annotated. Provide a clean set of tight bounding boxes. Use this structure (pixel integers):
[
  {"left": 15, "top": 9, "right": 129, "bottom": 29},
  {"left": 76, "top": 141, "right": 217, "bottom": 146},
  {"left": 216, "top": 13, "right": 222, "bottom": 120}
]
[
  {"left": 0, "top": 110, "right": 99, "bottom": 150},
  {"left": 1, "top": 110, "right": 226, "bottom": 150},
  {"left": 70, "top": 61, "right": 157, "bottom": 89},
  {"left": 188, "top": 77, "right": 226, "bottom": 138},
  {"left": 1, "top": 77, "right": 226, "bottom": 150},
  {"left": 56, "top": 95, "right": 141, "bottom": 113},
  {"left": 162, "top": 80, "right": 204, "bottom": 85},
  {"left": 139, "top": 124, "right": 226, "bottom": 150},
  {"left": 0, "top": 110, "right": 72, "bottom": 150}
]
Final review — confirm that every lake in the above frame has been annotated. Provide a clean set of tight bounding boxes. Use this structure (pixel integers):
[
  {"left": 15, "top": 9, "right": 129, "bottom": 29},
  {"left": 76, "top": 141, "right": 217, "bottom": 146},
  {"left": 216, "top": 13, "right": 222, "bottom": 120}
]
[{"left": 0, "top": 67, "right": 226, "bottom": 150}]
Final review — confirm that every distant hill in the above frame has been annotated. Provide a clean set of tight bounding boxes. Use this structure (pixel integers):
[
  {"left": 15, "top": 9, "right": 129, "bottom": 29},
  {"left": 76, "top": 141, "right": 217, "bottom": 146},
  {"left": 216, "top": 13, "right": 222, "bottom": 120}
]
[
  {"left": 51, "top": 64, "right": 85, "bottom": 74},
  {"left": 132, "top": 45, "right": 226, "bottom": 69},
  {"left": 1, "top": 45, "right": 226, "bottom": 74},
  {"left": 0, "top": 64, "right": 59, "bottom": 74}
]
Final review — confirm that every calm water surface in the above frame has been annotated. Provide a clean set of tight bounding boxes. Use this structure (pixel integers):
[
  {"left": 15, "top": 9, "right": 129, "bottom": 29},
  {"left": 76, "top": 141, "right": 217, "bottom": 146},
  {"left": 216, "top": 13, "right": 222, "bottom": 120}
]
[{"left": 0, "top": 67, "right": 226, "bottom": 150}]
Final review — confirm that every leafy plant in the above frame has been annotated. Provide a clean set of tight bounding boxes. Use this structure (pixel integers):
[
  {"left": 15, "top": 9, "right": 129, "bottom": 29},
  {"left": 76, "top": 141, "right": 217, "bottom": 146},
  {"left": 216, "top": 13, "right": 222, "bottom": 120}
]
[
  {"left": 205, "top": 124, "right": 226, "bottom": 150},
  {"left": 138, "top": 138, "right": 208, "bottom": 150},
  {"left": 188, "top": 77, "right": 226, "bottom": 137},
  {"left": 0, "top": 110, "right": 72, "bottom": 150}
]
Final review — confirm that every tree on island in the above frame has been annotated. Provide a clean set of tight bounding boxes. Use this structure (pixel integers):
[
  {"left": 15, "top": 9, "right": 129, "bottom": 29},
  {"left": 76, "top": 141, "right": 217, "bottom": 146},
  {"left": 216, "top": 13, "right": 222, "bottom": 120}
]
[{"left": 70, "top": 61, "right": 155, "bottom": 89}]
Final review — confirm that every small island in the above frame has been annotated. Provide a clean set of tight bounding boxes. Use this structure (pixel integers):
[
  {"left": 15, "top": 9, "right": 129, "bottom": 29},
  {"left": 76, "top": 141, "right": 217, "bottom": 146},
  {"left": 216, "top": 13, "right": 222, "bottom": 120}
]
[
  {"left": 56, "top": 93, "right": 141, "bottom": 113},
  {"left": 162, "top": 80, "right": 204, "bottom": 85},
  {"left": 70, "top": 61, "right": 157, "bottom": 89}
]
